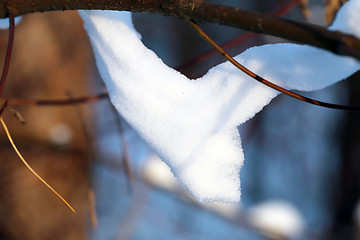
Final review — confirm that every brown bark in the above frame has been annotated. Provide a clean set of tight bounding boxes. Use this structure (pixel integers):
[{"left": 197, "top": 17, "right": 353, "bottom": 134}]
[{"left": 0, "top": 0, "right": 360, "bottom": 61}]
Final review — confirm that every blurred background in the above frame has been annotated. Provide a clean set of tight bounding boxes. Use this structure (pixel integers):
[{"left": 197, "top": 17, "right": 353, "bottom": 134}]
[{"left": 0, "top": 0, "right": 359, "bottom": 239}]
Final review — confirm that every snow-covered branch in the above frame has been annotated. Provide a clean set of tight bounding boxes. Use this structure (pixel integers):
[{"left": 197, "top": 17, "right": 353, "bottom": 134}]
[{"left": 1, "top": 0, "right": 360, "bottom": 60}]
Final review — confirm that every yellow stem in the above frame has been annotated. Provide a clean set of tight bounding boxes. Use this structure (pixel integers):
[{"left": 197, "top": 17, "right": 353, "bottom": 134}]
[{"left": 0, "top": 117, "right": 75, "bottom": 213}]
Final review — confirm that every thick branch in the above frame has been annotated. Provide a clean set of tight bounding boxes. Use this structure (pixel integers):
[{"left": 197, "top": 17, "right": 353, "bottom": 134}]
[{"left": 1, "top": 0, "right": 360, "bottom": 60}]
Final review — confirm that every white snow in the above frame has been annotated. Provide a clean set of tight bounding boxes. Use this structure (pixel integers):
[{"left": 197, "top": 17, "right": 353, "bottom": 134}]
[
  {"left": 142, "top": 154, "right": 180, "bottom": 192},
  {"left": 78, "top": 0, "right": 360, "bottom": 203},
  {"left": 247, "top": 200, "right": 304, "bottom": 238},
  {"left": 48, "top": 123, "right": 73, "bottom": 145}
]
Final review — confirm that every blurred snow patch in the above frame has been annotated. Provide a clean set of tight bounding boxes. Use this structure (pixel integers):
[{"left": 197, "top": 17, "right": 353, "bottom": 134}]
[
  {"left": 142, "top": 154, "right": 180, "bottom": 192},
  {"left": 203, "top": 202, "right": 241, "bottom": 219},
  {"left": 48, "top": 123, "right": 73, "bottom": 146},
  {"left": 142, "top": 154, "right": 242, "bottom": 219},
  {"left": 248, "top": 201, "right": 304, "bottom": 239}
]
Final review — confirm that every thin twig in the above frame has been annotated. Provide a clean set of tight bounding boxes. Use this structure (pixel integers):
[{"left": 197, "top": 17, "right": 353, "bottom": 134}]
[
  {"left": 66, "top": 90, "right": 98, "bottom": 226},
  {"left": 298, "top": 0, "right": 311, "bottom": 19},
  {"left": 189, "top": 20, "right": 360, "bottom": 111},
  {"left": 1, "top": 92, "right": 108, "bottom": 106},
  {"left": 88, "top": 189, "right": 98, "bottom": 229},
  {"left": 66, "top": 91, "right": 94, "bottom": 149},
  {"left": 110, "top": 103, "right": 135, "bottom": 193},
  {"left": 176, "top": 0, "right": 299, "bottom": 73},
  {"left": 274, "top": 0, "right": 300, "bottom": 17},
  {"left": 0, "top": 13, "right": 15, "bottom": 97},
  {"left": 0, "top": 100, "right": 7, "bottom": 117},
  {"left": 176, "top": 33, "right": 253, "bottom": 73},
  {"left": 0, "top": 117, "right": 76, "bottom": 212}
]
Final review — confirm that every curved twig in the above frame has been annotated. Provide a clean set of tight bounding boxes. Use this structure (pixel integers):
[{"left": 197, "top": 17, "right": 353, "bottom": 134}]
[
  {"left": 0, "top": 13, "right": 15, "bottom": 97},
  {"left": 176, "top": 0, "right": 300, "bottom": 73},
  {"left": 0, "top": 117, "right": 76, "bottom": 212},
  {"left": 0, "top": 100, "right": 7, "bottom": 117},
  {"left": 189, "top": 20, "right": 360, "bottom": 111}
]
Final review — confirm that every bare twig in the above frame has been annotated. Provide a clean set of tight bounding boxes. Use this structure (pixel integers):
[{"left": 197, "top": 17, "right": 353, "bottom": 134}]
[
  {"left": 109, "top": 103, "right": 136, "bottom": 192},
  {"left": 66, "top": 90, "right": 98, "bottom": 227},
  {"left": 176, "top": 33, "right": 252, "bottom": 74},
  {"left": 0, "top": 13, "right": 14, "bottom": 97},
  {"left": 189, "top": 20, "right": 360, "bottom": 111},
  {"left": 325, "top": 0, "right": 348, "bottom": 25},
  {"left": 274, "top": 0, "right": 300, "bottom": 17},
  {"left": 0, "top": 100, "right": 7, "bottom": 117},
  {"left": 176, "top": 0, "right": 299, "bottom": 73},
  {"left": 0, "top": 92, "right": 108, "bottom": 106},
  {"left": 66, "top": 91, "right": 94, "bottom": 148},
  {"left": 298, "top": 0, "right": 311, "bottom": 19},
  {"left": 0, "top": 117, "right": 76, "bottom": 212},
  {"left": 88, "top": 189, "right": 98, "bottom": 229},
  {"left": 115, "top": 182, "right": 150, "bottom": 240}
]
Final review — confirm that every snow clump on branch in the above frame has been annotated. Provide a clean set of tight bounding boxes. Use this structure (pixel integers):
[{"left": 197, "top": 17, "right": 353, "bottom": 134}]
[{"left": 78, "top": 0, "right": 360, "bottom": 203}]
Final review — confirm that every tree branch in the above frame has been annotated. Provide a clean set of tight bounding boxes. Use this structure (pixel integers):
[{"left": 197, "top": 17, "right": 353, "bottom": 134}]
[{"left": 1, "top": 0, "right": 360, "bottom": 60}]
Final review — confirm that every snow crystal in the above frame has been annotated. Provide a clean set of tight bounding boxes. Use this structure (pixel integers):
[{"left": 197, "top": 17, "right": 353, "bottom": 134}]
[{"left": 79, "top": 0, "right": 360, "bottom": 203}]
